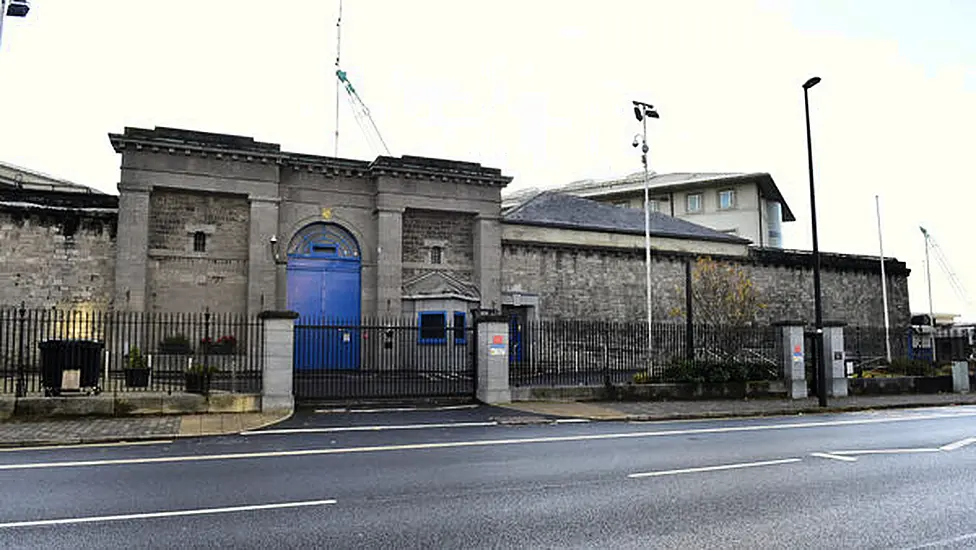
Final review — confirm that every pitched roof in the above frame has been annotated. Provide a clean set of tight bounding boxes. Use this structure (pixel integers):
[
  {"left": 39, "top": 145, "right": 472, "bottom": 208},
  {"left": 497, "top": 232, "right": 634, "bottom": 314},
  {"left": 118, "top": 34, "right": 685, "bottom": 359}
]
[
  {"left": 402, "top": 271, "right": 481, "bottom": 302},
  {"left": 504, "top": 170, "right": 796, "bottom": 222},
  {"left": 502, "top": 191, "right": 751, "bottom": 244},
  {"left": 0, "top": 160, "right": 106, "bottom": 195}
]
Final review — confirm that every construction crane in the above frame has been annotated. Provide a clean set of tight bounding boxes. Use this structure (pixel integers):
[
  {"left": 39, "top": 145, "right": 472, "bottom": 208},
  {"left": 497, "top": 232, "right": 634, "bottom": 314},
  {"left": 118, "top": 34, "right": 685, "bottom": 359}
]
[
  {"left": 336, "top": 69, "right": 392, "bottom": 157},
  {"left": 333, "top": 0, "right": 391, "bottom": 158},
  {"left": 920, "top": 226, "right": 973, "bottom": 319}
]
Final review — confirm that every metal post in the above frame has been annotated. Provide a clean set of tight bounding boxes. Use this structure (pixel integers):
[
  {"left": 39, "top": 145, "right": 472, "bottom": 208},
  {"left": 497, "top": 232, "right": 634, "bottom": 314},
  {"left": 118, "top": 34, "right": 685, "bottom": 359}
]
[
  {"left": 923, "top": 230, "right": 937, "bottom": 363},
  {"left": 641, "top": 117, "right": 653, "bottom": 369},
  {"left": 0, "top": 1, "right": 7, "bottom": 51},
  {"left": 876, "top": 195, "right": 892, "bottom": 363},
  {"left": 685, "top": 258, "right": 694, "bottom": 361},
  {"left": 803, "top": 77, "right": 828, "bottom": 407},
  {"left": 15, "top": 302, "right": 26, "bottom": 397}
]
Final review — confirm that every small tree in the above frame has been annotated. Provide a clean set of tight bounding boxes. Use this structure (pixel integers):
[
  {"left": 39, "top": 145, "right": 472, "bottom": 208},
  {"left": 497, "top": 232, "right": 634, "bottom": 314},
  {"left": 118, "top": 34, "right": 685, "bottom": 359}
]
[{"left": 671, "top": 256, "right": 767, "bottom": 362}]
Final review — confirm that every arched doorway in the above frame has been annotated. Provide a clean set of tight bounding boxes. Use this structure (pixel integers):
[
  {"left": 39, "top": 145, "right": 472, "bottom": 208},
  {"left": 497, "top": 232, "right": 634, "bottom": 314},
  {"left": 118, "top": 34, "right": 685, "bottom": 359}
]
[{"left": 286, "top": 222, "right": 361, "bottom": 370}]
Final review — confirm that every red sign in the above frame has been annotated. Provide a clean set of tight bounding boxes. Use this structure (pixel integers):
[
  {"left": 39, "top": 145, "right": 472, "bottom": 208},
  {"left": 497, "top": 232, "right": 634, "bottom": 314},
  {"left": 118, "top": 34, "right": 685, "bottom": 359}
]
[
  {"left": 493, "top": 335, "right": 504, "bottom": 345},
  {"left": 794, "top": 345, "right": 801, "bottom": 353}
]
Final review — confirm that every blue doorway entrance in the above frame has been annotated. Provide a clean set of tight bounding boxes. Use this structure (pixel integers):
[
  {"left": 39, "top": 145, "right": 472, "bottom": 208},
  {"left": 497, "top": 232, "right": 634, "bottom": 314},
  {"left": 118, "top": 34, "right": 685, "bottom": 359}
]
[{"left": 287, "top": 223, "right": 362, "bottom": 370}]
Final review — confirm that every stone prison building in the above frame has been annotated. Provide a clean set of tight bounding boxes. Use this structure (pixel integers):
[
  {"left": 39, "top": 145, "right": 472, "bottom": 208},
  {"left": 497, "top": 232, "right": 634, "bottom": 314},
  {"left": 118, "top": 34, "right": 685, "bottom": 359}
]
[{"left": 0, "top": 127, "right": 911, "bottom": 335}]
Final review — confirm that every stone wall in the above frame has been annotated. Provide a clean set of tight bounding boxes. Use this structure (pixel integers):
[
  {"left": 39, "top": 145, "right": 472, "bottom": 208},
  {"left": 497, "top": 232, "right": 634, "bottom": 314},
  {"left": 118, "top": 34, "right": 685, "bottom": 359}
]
[
  {"left": 147, "top": 188, "right": 250, "bottom": 313},
  {"left": 0, "top": 204, "right": 116, "bottom": 310},
  {"left": 501, "top": 242, "right": 912, "bottom": 327},
  {"left": 402, "top": 208, "right": 475, "bottom": 283}
]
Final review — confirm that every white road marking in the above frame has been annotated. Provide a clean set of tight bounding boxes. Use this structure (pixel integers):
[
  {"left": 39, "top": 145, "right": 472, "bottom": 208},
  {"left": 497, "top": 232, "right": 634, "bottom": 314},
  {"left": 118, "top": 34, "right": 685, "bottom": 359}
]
[
  {"left": 0, "top": 440, "right": 172, "bottom": 453},
  {"left": 628, "top": 458, "right": 801, "bottom": 479},
  {"left": 904, "top": 530, "right": 976, "bottom": 549},
  {"left": 831, "top": 448, "right": 941, "bottom": 456},
  {"left": 810, "top": 452, "right": 858, "bottom": 462},
  {"left": 0, "top": 499, "right": 337, "bottom": 529},
  {"left": 554, "top": 419, "right": 591, "bottom": 424},
  {"left": 3, "top": 410, "right": 975, "bottom": 471},
  {"left": 939, "top": 437, "right": 976, "bottom": 452},
  {"left": 315, "top": 404, "right": 479, "bottom": 414},
  {"left": 241, "top": 421, "right": 498, "bottom": 435}
]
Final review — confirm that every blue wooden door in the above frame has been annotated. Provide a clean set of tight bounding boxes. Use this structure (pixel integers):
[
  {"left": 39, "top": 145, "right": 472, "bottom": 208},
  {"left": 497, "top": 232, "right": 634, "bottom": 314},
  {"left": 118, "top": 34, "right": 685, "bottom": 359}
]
[{"left": 287, "top": 224, "right": 362, "bottom": 371}]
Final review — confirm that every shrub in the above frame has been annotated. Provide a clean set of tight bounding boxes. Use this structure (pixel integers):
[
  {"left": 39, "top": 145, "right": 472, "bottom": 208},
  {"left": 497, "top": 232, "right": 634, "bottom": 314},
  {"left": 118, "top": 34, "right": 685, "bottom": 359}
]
[{"left": 634, "top": 360, "right": 779, "bottom": 384}]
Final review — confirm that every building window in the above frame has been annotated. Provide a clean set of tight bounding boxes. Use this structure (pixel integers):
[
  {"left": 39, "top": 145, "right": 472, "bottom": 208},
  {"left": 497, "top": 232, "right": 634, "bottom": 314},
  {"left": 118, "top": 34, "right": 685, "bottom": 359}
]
[
  {"left": 453, "top": 312, "right": 467, "bottom": 344},
  {"left": 648, "top": 199, "right": 659, "bottom": 212},
  {"left": 719, "top": 189, "right": 736, "bottom": 210},
  {"left": 418, "top": 311, "right": 447, "bottom": 344},
  {"left": 430, "top": 246, "right": 443, "bottom": 265},
  {"left": 193, "top": 231, "right": 207, "bottom": 252},
  {"left": 686, "top": 193, "right": 702, "bottom": 213}
]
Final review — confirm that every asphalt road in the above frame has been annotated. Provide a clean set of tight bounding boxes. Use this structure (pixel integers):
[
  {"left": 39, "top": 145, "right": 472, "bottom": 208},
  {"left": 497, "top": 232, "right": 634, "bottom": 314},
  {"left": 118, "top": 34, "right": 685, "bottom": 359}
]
[{"left": 2, "top": 405, "right": 976, "bottom": 549}]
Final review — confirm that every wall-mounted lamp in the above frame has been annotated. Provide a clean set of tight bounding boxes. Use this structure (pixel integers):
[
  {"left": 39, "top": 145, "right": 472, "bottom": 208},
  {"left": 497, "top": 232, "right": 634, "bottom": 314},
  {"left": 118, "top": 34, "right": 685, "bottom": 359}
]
[{"left": 269, "top": 235, "right": 281, "bottom": 263}]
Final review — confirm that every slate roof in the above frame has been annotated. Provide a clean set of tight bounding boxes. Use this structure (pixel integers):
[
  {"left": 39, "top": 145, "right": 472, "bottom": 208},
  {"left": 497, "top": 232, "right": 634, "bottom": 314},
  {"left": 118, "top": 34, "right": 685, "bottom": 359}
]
[
  {"left": 503, "top": 170, "right": 795, "bottom": 222},
  {"left": 502, "top": 191, "right": 751, "bottom": 244},
  {"left": 0, "top": 160, "right": 106, "bottom": 195}
]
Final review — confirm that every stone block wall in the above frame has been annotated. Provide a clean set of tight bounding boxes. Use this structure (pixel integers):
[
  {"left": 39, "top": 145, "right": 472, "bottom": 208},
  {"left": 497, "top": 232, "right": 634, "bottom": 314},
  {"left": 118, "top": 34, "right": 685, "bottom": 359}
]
[
  {"left": 402, "top": 208, "right": 475, "bottom": 283},
  {"left": 501, "top": 242, "right": 912, "bottom": 327},
  {"left": 147, "top": 189, "right": 250, "bottom": 313},
  {"left": 0, "top": 207, "right": 116, "bottom": 310}
]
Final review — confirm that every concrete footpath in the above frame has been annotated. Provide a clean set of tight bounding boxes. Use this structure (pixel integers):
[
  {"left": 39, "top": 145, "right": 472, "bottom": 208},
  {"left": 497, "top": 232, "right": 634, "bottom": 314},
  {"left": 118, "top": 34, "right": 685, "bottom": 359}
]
[
  {"left": 0, "top": 412, "right": 289, "bottom": 447},
  {"left": 499, "top": 393, "right": 976, "bottom": 421},
  {"left": 4, "top": 393, "right": 976, "bottom": 447}
]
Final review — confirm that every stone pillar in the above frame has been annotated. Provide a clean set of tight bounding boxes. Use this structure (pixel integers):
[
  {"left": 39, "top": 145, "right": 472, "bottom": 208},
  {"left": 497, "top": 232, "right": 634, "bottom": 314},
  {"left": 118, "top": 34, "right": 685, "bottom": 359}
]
[
  {"left": 822, "top": 323, "right": 848, "bottom": 397},
  {"left": 376, "top": 207, "right": 404, "bottom": 318},
  {"left": 114, "top": 186, "right": 151, "bottom": 312},
  {"left": 259, "top": 310, "right": 298, "bottom": 413},
  {"left": 952, "top": 361, "right": 970, "bottom": 393},
  {"left": 473, "top": 216, "right": 502, "bottom": 312},
  {"left": 775, "top": 321, "right": 807, "bottom": 399},
  {"left": 476, "top": 315, "right": 511, "bottom": 404},
  {"left": 247, "top": 197, "right": 281, "bottom": 316}
]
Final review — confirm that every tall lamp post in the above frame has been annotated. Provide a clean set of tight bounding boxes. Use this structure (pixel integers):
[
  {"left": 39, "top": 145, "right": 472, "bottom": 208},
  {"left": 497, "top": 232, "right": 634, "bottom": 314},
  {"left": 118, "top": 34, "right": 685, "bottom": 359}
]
[
  {"left": 632, "top": 100, "right": 659, "bottom": 369},
  {"left": 802, "top": 76, "right": 828, "bottom": 407}
]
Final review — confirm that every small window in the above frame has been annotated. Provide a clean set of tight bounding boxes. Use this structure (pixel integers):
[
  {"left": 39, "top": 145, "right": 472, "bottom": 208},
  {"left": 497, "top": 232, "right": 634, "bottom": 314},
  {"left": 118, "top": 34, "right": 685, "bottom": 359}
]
[
  {"left": 418, "top": 312, "right": 447, "bottom": 344},
  {"left": 719, "top": 189, "right": 736, "bottom": 210},
  {"left": 686, "top": 193, "right": 702, "bottom": 213},
  {"left": 453, "top": 312, "right": 467, "bottom": 344},
  {"left": 193, "top": 231, "right": 207, "bottom": 252},
  {"left": 430, "top": 246, "right": 443, "bottom": 265}
]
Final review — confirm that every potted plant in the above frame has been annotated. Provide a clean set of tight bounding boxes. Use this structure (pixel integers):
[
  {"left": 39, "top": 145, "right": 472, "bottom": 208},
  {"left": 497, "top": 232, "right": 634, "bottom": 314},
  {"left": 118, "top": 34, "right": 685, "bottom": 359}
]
[
  {"left": 159, "top": 334, "right": 192, "bottom": 355},
  {"left": 124, "top": 346, "right": 151, "bottom": 388},
  {"left": 185, "top": 362, "right": 219, "bottom": 395}
]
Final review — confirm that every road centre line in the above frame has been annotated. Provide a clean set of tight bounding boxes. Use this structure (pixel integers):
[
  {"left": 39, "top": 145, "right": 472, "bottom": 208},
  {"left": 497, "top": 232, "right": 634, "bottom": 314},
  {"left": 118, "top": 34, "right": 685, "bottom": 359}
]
[
  {"left": 939, "top": 437, "right": 976, "bottom": 452},
  {"left": 2, "top": 411, "right": 974, "bottom": 471},
  {"left": 810, "top": 452, "right": 858, "bottom": 462},
  {"left": 628, "top": 458, "right": 802, "bottom": 478},
  {"left": 0, "top": 440, "right": 172, "bottom": 453},
  {"left": 0, "top": 499, "right": 337, "bottom": 529},
  {"left": 242, "top": 421, "right": 498, "bottom": 435}
]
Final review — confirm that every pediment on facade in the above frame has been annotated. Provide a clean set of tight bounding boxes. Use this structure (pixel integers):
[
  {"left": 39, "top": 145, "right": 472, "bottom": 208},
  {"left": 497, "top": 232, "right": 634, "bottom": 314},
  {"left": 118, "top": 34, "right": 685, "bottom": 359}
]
[{"left": 402, "top": 272, "right": 480, "bottom": 302}]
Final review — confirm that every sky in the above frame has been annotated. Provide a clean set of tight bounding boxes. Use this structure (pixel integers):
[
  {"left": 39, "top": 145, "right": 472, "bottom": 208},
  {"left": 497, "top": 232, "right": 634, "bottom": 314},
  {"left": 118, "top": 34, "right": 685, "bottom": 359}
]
[{"left": 0, "top": 0, "right": 974, "bottom": 321}]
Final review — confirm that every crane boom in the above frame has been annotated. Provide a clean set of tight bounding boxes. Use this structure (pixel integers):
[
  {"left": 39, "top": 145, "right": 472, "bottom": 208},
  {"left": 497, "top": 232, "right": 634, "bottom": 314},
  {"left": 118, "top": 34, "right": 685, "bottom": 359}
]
[
  {"left": 337, "top": 70, "right": 391, "bottom": 156},
  {"left": 920, "top": 226, "right": 973, "bottom": 311}
]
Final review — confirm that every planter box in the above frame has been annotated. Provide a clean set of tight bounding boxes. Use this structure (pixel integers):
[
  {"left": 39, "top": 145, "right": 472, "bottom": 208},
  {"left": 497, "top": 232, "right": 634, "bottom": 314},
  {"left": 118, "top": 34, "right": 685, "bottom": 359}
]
[
  {"left": 184, "top": 372, "right": 212, "bottom": 395},
  {"left": 124, "top": 368, "right": 151, "bottom": 388}
]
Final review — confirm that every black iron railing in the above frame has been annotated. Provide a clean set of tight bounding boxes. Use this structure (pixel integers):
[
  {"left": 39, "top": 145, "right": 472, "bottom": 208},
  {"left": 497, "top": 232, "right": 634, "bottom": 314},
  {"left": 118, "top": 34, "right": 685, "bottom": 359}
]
[
  {"left": 508, "top": 320, "right": 779, "bottom": 387},
  {"left": 0, "top": 306, "right": 264, "bottom": 396}
]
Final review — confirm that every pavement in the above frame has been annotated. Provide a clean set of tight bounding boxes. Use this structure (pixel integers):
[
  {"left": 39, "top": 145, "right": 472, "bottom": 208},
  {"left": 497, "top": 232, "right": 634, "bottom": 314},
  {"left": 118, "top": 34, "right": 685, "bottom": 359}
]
[{"left": 3, "top": 392, "right": 976, "bottom": 446}]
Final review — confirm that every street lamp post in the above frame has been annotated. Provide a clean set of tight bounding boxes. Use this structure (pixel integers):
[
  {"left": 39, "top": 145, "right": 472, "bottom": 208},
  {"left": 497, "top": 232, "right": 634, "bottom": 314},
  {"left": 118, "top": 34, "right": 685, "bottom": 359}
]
[
  {"left": 802, "top": 76, "right": 828, "bottom": 408},
  {"left": 632, "top": 101, "right": 659, "bottom": 370}
]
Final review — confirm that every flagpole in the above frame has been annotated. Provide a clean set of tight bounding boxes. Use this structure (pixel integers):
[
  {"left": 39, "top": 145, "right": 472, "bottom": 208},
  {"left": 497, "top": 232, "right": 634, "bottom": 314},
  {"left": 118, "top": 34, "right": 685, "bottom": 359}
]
[{"left": 875, "top": 195, "right": 891, "bottom": 363}]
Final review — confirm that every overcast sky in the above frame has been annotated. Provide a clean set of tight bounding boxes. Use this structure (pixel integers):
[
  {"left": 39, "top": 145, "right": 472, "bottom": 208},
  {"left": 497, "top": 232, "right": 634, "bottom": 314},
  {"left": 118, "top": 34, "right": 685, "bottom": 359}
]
[{"left": 1, "top": 0, "right": 974, "bottom": 321}]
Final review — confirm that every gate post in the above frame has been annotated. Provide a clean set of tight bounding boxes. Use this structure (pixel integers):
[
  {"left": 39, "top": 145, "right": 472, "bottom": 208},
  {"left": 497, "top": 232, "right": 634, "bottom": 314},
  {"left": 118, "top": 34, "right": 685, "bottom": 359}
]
[
  {"left": 258, "top": 310, "right": 299, "bottom": 413},
  {"left": 775, "top": 321, "right": 807, "bottom": 399},
  {"left": 823, "top": 322, "right": 848, "bottom": 397},
  {"left": 475, "top": 313, "right": 511, "bottom": 404}
]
